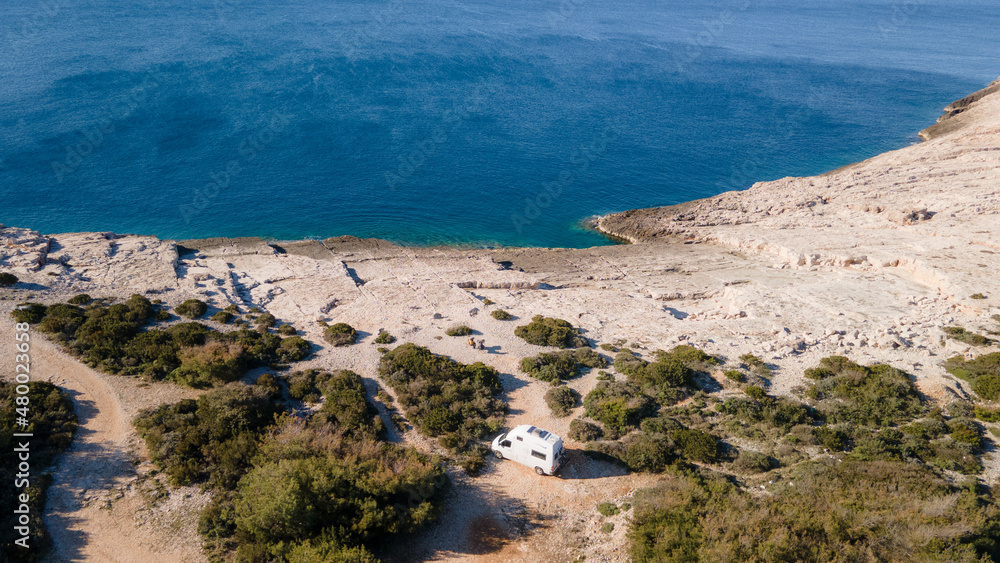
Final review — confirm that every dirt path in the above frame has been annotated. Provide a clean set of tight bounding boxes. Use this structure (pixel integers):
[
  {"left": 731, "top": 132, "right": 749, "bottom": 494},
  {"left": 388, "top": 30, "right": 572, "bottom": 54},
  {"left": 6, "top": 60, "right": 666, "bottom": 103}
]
[{"left": 0, "top": 312, "right": 206, "bottom": 562}]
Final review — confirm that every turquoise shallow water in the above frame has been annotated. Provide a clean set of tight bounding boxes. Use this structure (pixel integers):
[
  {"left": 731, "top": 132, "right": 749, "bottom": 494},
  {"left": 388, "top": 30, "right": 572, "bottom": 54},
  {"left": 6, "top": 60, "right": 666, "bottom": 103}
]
[{"left": 0, "top": 0, "right": 996, "bottom": 247}]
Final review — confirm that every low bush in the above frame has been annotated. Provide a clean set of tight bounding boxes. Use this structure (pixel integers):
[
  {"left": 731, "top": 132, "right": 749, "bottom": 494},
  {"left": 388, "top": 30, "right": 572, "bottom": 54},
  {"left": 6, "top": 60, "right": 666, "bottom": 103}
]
[
  {"left": 597, "top": 502, "right": 620, "bottom": 517},
  {"left": 545, "top": 386, "right": 580, "bottom": 417},
  {"left": 943, "top": 326, "right": 993, "bottom": 346},
  {"left": 378, "top": 343, "right": 506, "bottom": 455},
  {"left": 621, "top": 433, "right": 674, "bottom": 473},
  {"left": 445, "top": 325, "right": 473, "bottom": 337},
  {"left": 520, "top": 348, "right": 607, "bottom": 383},
  {"left": 323, "top": 323, "right": 358, "bottom": 346},
  {"left": 569, "top": 419, "right": 604, "bottom": 442},
  {"left": 67, "top": 293, "right": 92, "bottom": 305},
  {"left": 974, "top": 405, "right": 1000, "bottom": 422},
  {"left": 514, "top": 315, "right": 587, "bottom": 348},
  {"left": 175, "top": 299, "right": 208, "bottom": 319},
  {"left": 210, "top": 311, "right": 234, "bottom": 324},
  {"left": 583, "top": 381, "right": 656, "bottom": 432},
  {"left": 491, "top": 309, "right": 513, "bottom": 320},
  {"left": 671, "top": 428, "right": 719, "bottom": 464},
  {"left": 723, "top": 370, "right": 745, "bottom": 383},
  {"left": 733, "top": 450, "right": 773, "bottom": 473},
  {"left": 944, "top": 353, "right": 1000, "bottom": 400},
  {"left": 806, "top": 357, "right": 925, "bottom": 426},
  {"left": 255, "top": 312, "right": 276, "bottom": 329},
  {"left": 276, "top": 336, "right": 312, "bottom": 362},
  {"left": 277, "top": 324, "right": 297, "bottom": 336},
  {"left": 374, "top": 330, "right": 395, "bottom": 344},
  {"left": 11, "top": 303, "right": 47, "bottom": 323},
  {"left": 0, "top": 272, "right": 18, "bottom": 286}
]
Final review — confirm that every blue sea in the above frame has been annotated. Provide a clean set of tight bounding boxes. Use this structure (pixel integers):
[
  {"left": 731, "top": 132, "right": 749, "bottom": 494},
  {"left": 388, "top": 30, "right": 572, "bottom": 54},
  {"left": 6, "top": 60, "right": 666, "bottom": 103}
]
[{"left": 1, "top": 0, "right": 996, "bottom": 248}]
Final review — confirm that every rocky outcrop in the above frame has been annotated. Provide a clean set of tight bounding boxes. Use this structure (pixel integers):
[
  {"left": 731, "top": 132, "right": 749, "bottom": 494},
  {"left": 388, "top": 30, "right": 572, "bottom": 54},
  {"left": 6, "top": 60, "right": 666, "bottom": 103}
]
[{"left": 919, "top": 77, "right": 1000, "bottom": 140}]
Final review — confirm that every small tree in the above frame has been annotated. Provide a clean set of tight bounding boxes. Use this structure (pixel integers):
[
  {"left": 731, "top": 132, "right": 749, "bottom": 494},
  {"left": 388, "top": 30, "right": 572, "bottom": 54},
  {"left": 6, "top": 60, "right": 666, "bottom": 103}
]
[{"left": 0, "top": 272, "right": 18, "bottom": 287}]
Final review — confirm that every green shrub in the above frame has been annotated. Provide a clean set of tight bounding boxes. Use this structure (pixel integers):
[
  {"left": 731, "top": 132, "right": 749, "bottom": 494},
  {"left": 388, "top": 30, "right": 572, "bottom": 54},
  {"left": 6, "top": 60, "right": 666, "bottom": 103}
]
[
  {"left": 134, "top": 382, "right": 282, "bottom": 488},
  {"left": 11, "top": 303, "right": 47, "bottom": 323},
  {"left": 943, "top": 326, "right": 993, "bottom": 346},
  {"left": 276, "top": 336, "right": 312, "bottom": 362},
  {"left": 733, "top": 450, "right": 773, "bottom": 473},
  {"left": 323, "top": 323, "right": 358, "bottom": 346},
  {"left": 602, "top": 522, "right": 615, "bottom": 533},
  {"left": 445, "top": 325, "right": 473, "bottom": 337},
  {"left": 971, "top": 293, "right": 987, "bottom": 300},
  {"left": 211, "top": 311, "right": 234, "bottom": 324},
  {"left": 723, "top": 370, "right": 745, "bottom": 383},
  {"left": 973, "top": 405, "right": 1000, "bottom": 422},
  {"left": 67, "top": 293, "right": 92, "bottom": 305},
  {"left": 597, "top": 502, "right": 620, "bottom": 516},
  {"left": 482, "top": 298, "right": 494, "bottom": 305},
  {"left": 945, "top": 353, "right": 1000, "bottom": 400},
  {"left": 806, "top": 358, "right": 925, "bottom": 426},
  {"left": 378, "top": 344, "right": 506, "bottom": 455},
  {"left": 584, "top": 381, "right": 656, "bottom": 432},
  {"left": 672, "top": 428, "right": 719, "bottom": 463},
  {"left": 514, "top": 315, "right": 587, "bottom": 348},
  {"left": 545, "top": 386, "right": 580, "bottom": 417},
  {"left": 569, "top": 419, "right": 604, "bottom": 442},
  {"left": 491, "top": 309, "right": 513, "bottom": 320},
  {"left": 175, "top": 299, "right": 208, "bottom": 319},
  {"left": 622, "top": 433, "right": 674, "bottom": 473},
  {"left": 277, "top": 324, "right": 297, "bottom": 336},
  {"left": 521, "top": 348, "right": 607, "bottom": 382},
  {"left": 0, "top": 272, "right": 18, "bottom": 286},
  {"left": 255, "top": 312, "right": 276, "bottom": 329},
  {"left": 374, "top": 330, "right": 396, "bottom": 344}
]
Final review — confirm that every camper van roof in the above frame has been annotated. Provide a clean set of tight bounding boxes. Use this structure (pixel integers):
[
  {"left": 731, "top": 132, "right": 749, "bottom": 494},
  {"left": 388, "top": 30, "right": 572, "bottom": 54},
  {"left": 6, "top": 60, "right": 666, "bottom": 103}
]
[{"left": 513, "top": 424, "right": 560, "bottom": 444}]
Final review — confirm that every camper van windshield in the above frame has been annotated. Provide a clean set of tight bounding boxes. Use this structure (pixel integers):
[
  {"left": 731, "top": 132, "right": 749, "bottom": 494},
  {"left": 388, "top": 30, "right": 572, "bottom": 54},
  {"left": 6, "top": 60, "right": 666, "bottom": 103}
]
[{"left": 496, "top": 431, "right": 508, "bottom": 442}]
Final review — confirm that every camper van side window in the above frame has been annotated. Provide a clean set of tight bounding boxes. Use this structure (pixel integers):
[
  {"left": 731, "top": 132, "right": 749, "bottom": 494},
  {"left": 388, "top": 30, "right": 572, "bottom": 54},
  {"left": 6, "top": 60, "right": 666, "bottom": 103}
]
[{"left": 531, "top": 450, "right": 547, "bottom": 460}]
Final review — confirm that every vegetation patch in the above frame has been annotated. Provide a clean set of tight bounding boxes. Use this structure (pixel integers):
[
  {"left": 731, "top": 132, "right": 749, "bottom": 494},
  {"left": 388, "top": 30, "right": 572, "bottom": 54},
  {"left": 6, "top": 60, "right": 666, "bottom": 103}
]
[
  {"left": 945, "top": 353, "right": 1000, "bottom": 400},
  {"left": 583, "top": 381, "right": 656, "bottom": 432},
  {"left": 0, "top": 272, "right": 18, "bottom": 286},
  {"left": 614, "top": 346, "right": 713, "bottom": 405},
  {"left": 374, "top": 330, "right": 396, "bottom": 344},
  {"left": 545, "top": 386, "right": 580, "bottom": 417},
  {"left": 137, "top": 372, "right": 446, "bottom": 561},
  {"left": 323, "top": 322, "right": 358, "bottom": 346},
  {"left": 445, "top": 325, "right": 473, "bottom": 337},
  {"left": 491, "top": 309, "right": 513, "bottom": 320},
  {"left": 378, "top": 343, "right": 507, "bottom": 456},
  {"left": 514, "top": 315, "right": 587, "bottom": 348},
  {"left": 629, "top": 462, "right": 1000, "bottom": 562},
  {"left": 0, "top": 382, "right": 77, "bottom": 561},
  {"left": 520, "top": 348, "right": 606, "bottom": 383},
  {"left": 805, "top": 356, "right": 925, "bottom": 426},
  {"left": 210, "top": 311, "right": 234, "bottom": 324},
  {"left": 569, "top": 418, "right": 604, "bottom": 442},
  {"left": 175, "top": 299, "right": 208, "bottom": 319},
  {"left": 12, "top": 296, "right": 311, "bottom": 388},
  {"left": 943, "top": 326, "right": 994, "bottom": 346}
]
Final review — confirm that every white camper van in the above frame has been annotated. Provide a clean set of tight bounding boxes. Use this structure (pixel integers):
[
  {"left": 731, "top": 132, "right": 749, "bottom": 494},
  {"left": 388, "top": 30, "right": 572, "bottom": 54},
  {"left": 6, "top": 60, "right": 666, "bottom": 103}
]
[{"left": 491, "top": 425, "right": 565, "bottom": 475}]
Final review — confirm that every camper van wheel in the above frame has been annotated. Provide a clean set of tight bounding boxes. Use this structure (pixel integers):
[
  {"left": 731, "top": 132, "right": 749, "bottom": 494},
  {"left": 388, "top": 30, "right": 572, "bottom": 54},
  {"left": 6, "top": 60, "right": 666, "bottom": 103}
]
[
  {"left": 534, "top": 467, "right": 545, "bottom": 476},
  {"left": 494, "top": 450, "right": 504, "bottom": 460}
]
